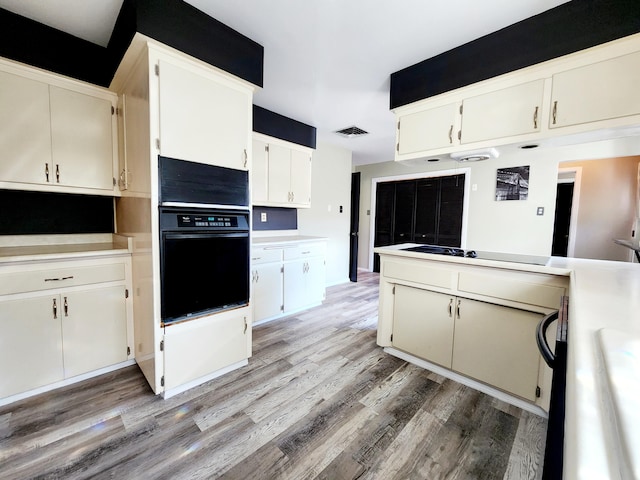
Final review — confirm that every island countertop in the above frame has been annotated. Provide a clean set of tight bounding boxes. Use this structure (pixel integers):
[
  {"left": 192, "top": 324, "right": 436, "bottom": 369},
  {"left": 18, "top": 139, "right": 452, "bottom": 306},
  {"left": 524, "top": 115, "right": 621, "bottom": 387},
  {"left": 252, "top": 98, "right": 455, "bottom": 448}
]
[{"left": 374, "top": 244, "right": 640, "bottom": 480}]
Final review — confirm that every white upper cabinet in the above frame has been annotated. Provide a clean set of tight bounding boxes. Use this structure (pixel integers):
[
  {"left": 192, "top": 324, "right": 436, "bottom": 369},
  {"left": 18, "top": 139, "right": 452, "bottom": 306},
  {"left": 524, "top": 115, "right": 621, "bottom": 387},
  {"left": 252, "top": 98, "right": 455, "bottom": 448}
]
[
  {"left": 0, "top": 60, "right": 117, "bottom": 193},
  {"left": 550, "top": 50, "right": 640, "bottom": 129},
  {"left": 0, "top": 70, "right": 52, "bottom": 185},
  {"left": 158, "top": 59, "right": 251, "bottom": 170},
  {"left": 50, "top": 86, "right": 115, "bottom": 190},
  {"left": 460, "top": 79, "right": 544, "bottom": 143},
  {"left": 252, "top": 133, "right": 313, "bottom": 208},
  {"left": 397, "top": 103, "right": 459, "bottom": 155},
  {"left": 251, "top": 138, "right": 269, "bottom": 203}
]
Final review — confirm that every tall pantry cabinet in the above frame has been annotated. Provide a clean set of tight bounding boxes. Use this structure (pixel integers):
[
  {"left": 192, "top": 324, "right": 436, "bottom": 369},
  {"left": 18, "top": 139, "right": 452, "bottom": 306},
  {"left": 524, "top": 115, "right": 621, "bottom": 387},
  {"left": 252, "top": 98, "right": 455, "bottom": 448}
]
[{"left": 112, "top": 34, "right": 255, "bottom": 396}]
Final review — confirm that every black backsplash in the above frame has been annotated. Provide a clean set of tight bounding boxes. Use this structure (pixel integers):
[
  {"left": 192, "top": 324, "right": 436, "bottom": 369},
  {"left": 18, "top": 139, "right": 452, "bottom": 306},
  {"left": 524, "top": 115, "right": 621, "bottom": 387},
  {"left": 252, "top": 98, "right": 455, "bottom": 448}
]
[
  {"left": 252, "top": 206, "right": 297, "bottom": 231},
  {"left": 0, "top": 190, "right": 114, "bottom": 235}
]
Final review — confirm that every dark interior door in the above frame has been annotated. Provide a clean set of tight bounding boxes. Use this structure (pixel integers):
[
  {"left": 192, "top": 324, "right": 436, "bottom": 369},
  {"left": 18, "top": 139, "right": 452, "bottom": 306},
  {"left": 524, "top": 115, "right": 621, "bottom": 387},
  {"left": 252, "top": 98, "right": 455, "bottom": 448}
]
[
  {"left": 393, "top": 181, "right": 416, "bottom": 244},
  {"left": 414, "top": 178, "right": 439, "bottom": 244},
  {"left": 437, "top": 174, "right": 465, "bottom": 246},
  {"left": 349, "top": 172, "right": 361, "bottom": 282},
  {"left": 373, "top": 182, "right": 395, "bottom": 272},
  {"left": 552, "top": 182, "right": 574, "bottom": 257},
  {"left": 373, "top": 174, "right": 466, "bottom": 272}
]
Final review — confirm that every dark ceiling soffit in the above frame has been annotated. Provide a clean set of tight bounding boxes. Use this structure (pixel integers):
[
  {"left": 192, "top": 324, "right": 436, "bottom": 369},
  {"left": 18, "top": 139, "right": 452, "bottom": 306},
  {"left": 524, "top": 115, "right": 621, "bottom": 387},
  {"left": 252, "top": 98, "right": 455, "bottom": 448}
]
[
  {"left": 0, "top": 0, "right": 264, "bottom": 89},
  {"left": 390, "top": 0, "right": 640, "bottom": 109},
  {"left": 253, "top": 105, "right": 317, "bottom": 149}
]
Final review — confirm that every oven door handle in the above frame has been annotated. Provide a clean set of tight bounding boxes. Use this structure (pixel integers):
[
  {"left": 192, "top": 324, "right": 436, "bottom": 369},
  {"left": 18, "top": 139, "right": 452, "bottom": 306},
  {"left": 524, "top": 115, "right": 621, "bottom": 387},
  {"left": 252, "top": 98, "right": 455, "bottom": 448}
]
[
  {"left": 163, "top": 232, "right": 248, "bottom": 240},
  {"left": 536, "top": 309, "right": 559, "bottom": 369}
]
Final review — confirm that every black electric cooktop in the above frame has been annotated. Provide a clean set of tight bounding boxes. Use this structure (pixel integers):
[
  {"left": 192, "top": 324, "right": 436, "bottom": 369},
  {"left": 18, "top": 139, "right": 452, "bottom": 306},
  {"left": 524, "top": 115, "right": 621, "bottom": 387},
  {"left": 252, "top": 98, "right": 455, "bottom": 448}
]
[{"left": 401, "top": 244, "right": 549, "bottom": 266}]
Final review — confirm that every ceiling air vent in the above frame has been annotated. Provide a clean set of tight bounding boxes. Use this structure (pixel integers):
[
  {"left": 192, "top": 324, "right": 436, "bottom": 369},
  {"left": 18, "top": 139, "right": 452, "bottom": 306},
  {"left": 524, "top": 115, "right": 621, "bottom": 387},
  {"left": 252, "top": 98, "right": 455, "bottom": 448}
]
[{"left": 335, "top": 126, "right": 368, "bottom": 138}]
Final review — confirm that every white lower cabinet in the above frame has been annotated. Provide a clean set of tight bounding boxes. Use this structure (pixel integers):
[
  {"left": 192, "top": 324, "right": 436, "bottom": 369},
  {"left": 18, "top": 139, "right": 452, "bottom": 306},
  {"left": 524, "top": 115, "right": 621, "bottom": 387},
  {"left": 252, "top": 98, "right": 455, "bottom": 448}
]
[
  {"left": 0, "top": 295, "right": 65, "bottom": 398},
  {"left": 392, "top": 285, "right": 454, "bottom": 368},
  {"left": 0, "top": 256, "right": 132, "bottom": 401},
  {"left": 251, "top": 240, "right": 326, "bottom": 324},
  {"left": 163, "top": 307, "right": 250, "bottom": 392},
  {"left": 252, "top": 261, "right": 284, "bottom": 321},
  {"left": 451, "top": 299, "right": 542, "bottom": 401}
]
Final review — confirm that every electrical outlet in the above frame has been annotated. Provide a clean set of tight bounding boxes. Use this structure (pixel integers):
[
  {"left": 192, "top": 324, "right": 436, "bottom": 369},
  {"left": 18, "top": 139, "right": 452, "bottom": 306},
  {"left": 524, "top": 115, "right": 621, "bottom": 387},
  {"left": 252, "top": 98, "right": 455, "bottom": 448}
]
[
  {"left": 260, "top": 212, "right": 267, "bottom": 222},
  {"left": 537, "top": 207, "right": 544, "bottom": 216}
]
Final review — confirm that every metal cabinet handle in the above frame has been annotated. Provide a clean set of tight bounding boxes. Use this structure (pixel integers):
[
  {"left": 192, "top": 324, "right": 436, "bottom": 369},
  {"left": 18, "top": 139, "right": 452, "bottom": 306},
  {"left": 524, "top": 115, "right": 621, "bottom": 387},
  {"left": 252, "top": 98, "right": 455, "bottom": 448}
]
[
  {"left": 244, "top": 317, "right": 248, "bottom": 334},
  {"left": 533, "top": 106, "right": 539, "bottom": 129},
  {"left": 448, "top": 124, "right": 453, "bottom": 144},
  {"left": 55, "top": 164, "right": 60, "bottom": 183},
  {"left": 243, "top": 149, "right": 248, "bottom": 169},
  {"left": 45, "top": 163, "right": 50, "bottom": 182},
  {"left": 552, "top": 101, "right": 558, "bottom": 125},
  {"left": 44, "top": 276, "right": 74, "bottom": 282},
  {"left": 536, "top": 309, "right": 559, "bottom": 368},
  {"left": 52, "top": 298, "right": 57, "bottom": 319},
  {"left": 448, "top": 298, "right": 453, "bottom": 317},
  {"left": 63, "top": 296, "right": 68, "bottom": 317},
  {"left": 456, "top": 299, "right": 461, "bottom": 318}
]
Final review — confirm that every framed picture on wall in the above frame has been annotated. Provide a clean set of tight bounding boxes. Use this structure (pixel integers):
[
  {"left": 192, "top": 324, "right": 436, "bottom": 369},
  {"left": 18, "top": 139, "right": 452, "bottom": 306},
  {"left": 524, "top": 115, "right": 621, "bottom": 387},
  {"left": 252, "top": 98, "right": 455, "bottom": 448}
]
[{"left": 496, "top": 166, "right": 530, "bottom": 201}]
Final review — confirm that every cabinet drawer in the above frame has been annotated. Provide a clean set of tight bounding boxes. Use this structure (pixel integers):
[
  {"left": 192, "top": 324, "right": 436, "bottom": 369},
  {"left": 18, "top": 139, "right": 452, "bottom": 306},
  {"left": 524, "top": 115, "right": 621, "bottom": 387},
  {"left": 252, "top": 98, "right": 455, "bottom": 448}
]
[
  {"left": 0, "top": 263, "right": 126, "bottom": 296},
  {"left": 251, "top": 248, "right": 283, "bottom": 264},
  {"left": 283, "top": 243, "right": 325, "bottom": 261},
  {"left": 457, "top": 272, "right": 564, "bottom": 309},
  {"left": 383, "top": 261, "right": 455, "bottom": 290}
]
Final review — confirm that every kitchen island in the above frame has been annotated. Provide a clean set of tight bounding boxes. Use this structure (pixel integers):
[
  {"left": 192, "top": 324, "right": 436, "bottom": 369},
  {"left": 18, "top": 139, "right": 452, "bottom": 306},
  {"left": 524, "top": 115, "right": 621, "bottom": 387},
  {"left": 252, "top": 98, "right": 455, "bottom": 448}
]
[{"left": 374, "top": 244, "right": 640, "bottom": 480}]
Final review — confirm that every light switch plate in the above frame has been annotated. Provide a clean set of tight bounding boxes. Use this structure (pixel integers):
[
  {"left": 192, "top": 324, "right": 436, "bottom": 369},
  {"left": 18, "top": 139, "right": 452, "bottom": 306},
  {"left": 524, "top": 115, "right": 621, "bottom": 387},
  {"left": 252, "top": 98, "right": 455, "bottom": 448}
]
[
  {"left": 260, "top": 212, "right": 267, "bottom": 222},
  {"left": 537, "top": 207, "right": 544, "bottom": 216}
]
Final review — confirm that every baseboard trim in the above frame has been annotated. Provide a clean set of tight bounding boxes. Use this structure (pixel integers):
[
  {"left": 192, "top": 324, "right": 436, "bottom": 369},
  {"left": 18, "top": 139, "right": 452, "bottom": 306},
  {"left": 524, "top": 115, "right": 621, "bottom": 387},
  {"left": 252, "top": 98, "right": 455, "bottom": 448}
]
[
  {"left": 384, "top": 347, "right": 548, "bottom": 418},
  {"left": 0, "top": 359, "right": 136, "bottom": 407}
]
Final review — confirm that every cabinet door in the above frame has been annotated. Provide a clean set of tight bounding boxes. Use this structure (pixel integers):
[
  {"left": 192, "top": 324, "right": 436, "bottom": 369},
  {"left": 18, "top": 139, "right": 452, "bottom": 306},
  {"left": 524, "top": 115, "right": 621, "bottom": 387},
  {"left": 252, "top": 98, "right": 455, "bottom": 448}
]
[
  {"left": 397, "top": 103, "right": 459, "bottom": 155},
  {"left": 414, "top": 178, "right": 438, "bottom": 244},
  {"left": 253, "top": 263, "right": 283, "bottom": 322},
  {"left": 158, "top": 59, "right": 250, "bottom": 170},
  {"left": 550, "top": 51, "right": 640, "bottom": 128},
  {"left": 283, "top": 259, "right": 307, "bottom": 312},
  {"left": 267, "top": 143, "right": 291, "bottom": 204},
  {"left": 461, "top": 80, "right": 544, "bottom": 143},
  {"left": 0, "top": 295, "right": 64, "bottom": 398},
  {"left": 304, "top": 257, "right": 326, "bottom": 305},
  {"left": 61, "top": 286, "right": 128, "bottom": 378},
  {"left": 0, "top": 70, "right": 52, "bottom": 185},
  {"left": 393, "top": 180, "right": 416, "bottom": 243},
  {"left": 289, "top": 149, "right": 312, "bottom": 207},
  {"left": 452, "top": 298, "right": 542, "bottom": 401},
  {"left": 392, "top": 286, "right": 454, "bottom": 368},
  {"left": 49, "top": 86, "right": 115, "bottom": 190},
  {"left": 252, "top": 138, "right": 269, "bottom": 203}
]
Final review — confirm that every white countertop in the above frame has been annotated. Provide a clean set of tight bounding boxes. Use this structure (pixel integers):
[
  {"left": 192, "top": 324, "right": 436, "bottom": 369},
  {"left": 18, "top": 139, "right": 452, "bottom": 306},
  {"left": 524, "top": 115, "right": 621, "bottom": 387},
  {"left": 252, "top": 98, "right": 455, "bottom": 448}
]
[
  {"left": 375, "top": 244, "right": 640, "bottom": 479},
  {"left": 252, "top": 235, "right": 327, "bottom": 246}
]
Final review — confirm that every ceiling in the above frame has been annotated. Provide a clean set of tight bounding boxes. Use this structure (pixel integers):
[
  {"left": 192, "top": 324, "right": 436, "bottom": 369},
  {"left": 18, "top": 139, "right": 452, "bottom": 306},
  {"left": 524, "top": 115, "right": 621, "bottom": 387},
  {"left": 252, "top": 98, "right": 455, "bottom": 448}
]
[{"left": 0, "top": 0, "right": 570, "bottom": 165}]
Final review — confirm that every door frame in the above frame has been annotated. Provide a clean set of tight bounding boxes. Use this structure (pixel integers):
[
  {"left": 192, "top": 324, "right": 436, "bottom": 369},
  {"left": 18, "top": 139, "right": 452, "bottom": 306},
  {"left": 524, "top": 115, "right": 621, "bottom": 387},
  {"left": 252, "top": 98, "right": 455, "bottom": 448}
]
[
  {"left": 556, "top": 167, "right": 582, "bottom": 258},
  {"left": 368, "top": 167, "right": 471, "bottom": 271}
]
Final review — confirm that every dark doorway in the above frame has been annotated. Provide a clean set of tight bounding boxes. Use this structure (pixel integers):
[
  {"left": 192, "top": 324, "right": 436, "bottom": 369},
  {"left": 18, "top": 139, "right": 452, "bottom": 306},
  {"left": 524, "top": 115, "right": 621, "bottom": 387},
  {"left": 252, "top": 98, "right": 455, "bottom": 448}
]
[
  {"left": 552, "top": 182, "right": 574, "bottom": 257},
  {"left": 373, "top": 174, "right": 465, "bottom": 272},
  {"left": 349, "top": 172, "right": 361, "bottom": 282}
]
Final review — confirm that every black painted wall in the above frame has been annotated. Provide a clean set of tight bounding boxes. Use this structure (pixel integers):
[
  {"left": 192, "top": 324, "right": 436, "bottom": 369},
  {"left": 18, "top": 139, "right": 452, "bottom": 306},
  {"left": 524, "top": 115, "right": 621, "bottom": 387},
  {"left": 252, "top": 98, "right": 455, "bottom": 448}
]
[
  {"left": 253, "top": 105, "right": 317, "bottom": 149},
  {"left": 0, "top": 0, "right": 263, "bottom": 88},
  {"left": 390, "top": 0, "right": 640, "bottom": 109},
  {"left": 252, "top": 206, "right": 297, "bottom": 231},
  {"left": 0, "top": 190, "right": 114, "bottom": 235}
]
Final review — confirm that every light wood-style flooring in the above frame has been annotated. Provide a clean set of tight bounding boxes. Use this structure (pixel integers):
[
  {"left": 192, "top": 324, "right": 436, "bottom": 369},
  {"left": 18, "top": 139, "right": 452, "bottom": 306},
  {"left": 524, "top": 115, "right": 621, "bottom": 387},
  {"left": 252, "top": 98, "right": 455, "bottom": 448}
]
[{"left": 0, "top": 270, "right": 547, "bottom": 479}]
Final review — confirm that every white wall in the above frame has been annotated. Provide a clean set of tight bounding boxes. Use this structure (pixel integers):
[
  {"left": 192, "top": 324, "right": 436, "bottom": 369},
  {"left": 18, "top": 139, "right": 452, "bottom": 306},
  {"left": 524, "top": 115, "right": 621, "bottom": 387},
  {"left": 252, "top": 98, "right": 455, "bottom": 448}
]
[
  {"left": 298, "top": 141, "right": 353, "bottom": 286},
  {"left": 355, "top": 137, "right": 640, "bottom": 269},
  {"left": 560, "top": 155, "right": 639, "bottom": 261}
]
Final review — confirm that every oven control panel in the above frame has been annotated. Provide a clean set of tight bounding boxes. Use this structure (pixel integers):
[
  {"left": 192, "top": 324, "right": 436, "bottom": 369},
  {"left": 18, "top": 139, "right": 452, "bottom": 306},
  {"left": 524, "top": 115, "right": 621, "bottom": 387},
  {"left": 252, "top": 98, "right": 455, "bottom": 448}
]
[
  {"left": 178, "top": 215, "right": 238, "bottom": 228},
  {"left": 160, "top": 207, "right": 249, "bottom": 232}
]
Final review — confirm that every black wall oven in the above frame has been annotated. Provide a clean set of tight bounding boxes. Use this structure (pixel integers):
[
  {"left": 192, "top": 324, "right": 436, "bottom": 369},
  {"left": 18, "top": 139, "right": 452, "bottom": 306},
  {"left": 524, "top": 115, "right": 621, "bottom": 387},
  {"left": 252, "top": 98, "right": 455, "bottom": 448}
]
[{"left": 159, "top": 206, "right": 250, "bottom": 325}]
